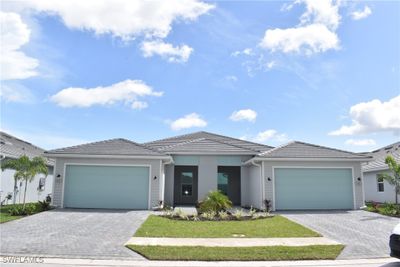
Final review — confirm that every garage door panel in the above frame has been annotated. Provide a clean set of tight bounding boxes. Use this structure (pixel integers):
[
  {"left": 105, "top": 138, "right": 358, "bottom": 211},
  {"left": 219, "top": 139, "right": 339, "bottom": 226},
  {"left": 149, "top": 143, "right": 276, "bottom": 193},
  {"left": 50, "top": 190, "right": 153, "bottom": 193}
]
[
  {"left": 64, "top": 165, "right": 149, "bottom": 209},
  {"left": 275, "top": 168, "right": 353, "bottom": 210}
]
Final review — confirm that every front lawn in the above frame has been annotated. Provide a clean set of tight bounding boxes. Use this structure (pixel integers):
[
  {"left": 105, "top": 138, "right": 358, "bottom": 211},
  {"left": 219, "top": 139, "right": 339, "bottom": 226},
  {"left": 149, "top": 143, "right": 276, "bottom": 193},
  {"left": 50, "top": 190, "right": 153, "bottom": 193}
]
[
  {"left": 127, "top": 245, "right": 344, "bottom": 261},
  {"left": 134, "top": 215, "right": 320, "bottom": 238},
  {"left": 0, "top": 204, "right": 24, "bottom": 223},
  {"left": 365, "top": 202, "right": 400, "bottom": 217}
]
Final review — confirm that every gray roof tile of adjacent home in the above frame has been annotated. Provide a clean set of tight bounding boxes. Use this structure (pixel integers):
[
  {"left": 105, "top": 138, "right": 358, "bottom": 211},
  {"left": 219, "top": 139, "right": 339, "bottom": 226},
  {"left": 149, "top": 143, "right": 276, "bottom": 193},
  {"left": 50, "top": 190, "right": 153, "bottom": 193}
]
[
  {"left": 257, "top": 141, "right": 372, "bottom": 159},
  {"left": 362, "top": 141, "right": 400, "bottom": 172},
  {"left": 0, "top": 131, "right": 54, "bottom": 165},
  {"left": 45, "top": 138, "right": 166, "bottom": 156},
  {"left": 145, "top": 131, "right": 273, "bottom": 153},
  {"left": 155, "top": 138, "right": 260, "bottom": 154}
]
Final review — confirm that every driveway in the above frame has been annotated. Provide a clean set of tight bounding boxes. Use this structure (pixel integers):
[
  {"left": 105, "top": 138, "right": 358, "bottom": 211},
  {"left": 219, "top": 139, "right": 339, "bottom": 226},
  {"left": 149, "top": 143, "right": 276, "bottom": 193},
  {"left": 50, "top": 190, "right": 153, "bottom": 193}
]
[
  {"left": 281, "top": 210, "right": 399, "bottom": 259},
  {"left": 0, "top": 209, "right": 150, "bottom": 259}
]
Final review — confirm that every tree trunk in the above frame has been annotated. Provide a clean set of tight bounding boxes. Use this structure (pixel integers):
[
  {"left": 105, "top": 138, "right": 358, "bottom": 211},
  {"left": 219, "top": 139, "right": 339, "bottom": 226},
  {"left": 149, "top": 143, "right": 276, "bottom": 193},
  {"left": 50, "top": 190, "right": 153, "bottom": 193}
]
[
  {"left": 23, "top": 179, "right": 28, "bottom": 208},
  {"left": 396, "top": 186, "right": 399, "bottom": 205},
  {"left": 13, "top": 178, "right": 18, "bottom": 205}
]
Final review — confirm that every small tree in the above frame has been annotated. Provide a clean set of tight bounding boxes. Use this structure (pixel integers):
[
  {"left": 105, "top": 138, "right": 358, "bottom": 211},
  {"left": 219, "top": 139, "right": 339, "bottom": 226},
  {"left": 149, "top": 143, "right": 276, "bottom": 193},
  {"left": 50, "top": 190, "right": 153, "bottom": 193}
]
[
  {"left": 378, "top": 155, "right": 400, "bottom": 204},
  {"left": 1, "top": 156, "right": 48, "bottom": 208}
]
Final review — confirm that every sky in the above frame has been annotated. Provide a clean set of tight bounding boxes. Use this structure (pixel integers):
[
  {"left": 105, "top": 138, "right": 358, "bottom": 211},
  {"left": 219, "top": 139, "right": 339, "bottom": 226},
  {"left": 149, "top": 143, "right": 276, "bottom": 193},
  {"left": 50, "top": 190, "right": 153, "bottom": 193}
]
[{"left": 0, "top": 0, "right": 399, "bottom": 152}]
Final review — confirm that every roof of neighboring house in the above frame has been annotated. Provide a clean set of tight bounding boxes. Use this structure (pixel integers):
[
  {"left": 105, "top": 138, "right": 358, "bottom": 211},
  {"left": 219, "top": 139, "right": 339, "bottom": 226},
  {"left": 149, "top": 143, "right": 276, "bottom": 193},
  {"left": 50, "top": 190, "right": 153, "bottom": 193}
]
[
  {"left": 145, "top": 131, "right": 273, "bottom": 153},
  {"left": 0, "top": 131, "right": 54, "bottom": 166},
  {"left": 362, "top": 141, "right": 400, "bottom": 172},
  {"left": 257, "top": 141, "right": 372, "bottom": 160},
  {"left": 156, "top": 138, "right": 260, "bottom": 154},
  {"left": 45, "top": 138, "right": 166, "bottom": 157}
]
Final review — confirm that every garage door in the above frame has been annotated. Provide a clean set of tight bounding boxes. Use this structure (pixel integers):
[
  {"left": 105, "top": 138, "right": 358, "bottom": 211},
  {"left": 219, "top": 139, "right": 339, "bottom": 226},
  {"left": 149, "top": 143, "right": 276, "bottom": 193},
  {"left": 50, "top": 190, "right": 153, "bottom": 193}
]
[
  {"left": 275, "top": 168, "right": 353, "bottom": 210},
  {"left": 64, "top": 165, "right": 149, "bottom": 209}
]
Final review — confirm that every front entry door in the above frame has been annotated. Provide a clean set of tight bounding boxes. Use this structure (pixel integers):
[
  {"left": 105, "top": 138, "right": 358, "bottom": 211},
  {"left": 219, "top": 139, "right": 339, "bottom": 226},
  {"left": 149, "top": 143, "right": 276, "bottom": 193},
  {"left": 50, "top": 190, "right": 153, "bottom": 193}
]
[
  {"left": 218, "top": 166, "right": 241, "bottom": 205},
  {"left": 174, "top": 166, "right": 198, "bottom": 205}
]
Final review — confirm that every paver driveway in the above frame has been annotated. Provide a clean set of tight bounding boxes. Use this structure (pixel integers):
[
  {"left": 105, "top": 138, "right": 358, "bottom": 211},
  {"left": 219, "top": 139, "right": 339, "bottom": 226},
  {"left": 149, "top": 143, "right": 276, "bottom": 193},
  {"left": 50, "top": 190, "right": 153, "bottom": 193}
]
[
  {"left": 281, "top": 210, "right": 399, "bottom": 259},
  {"left": 0, "top": 209, "right": 150, "bottom": 259}
]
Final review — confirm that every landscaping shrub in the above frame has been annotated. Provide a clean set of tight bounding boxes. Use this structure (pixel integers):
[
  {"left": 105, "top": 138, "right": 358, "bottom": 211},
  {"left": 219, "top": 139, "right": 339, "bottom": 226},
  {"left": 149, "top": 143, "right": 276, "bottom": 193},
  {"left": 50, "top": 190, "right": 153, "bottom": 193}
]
[
  {"left": 381, "top": 203, "right": 400, "bottom": 217},
  {"left": 199, "top": 190, "right": 232, "bottom": 213},
  {"left": 9, "top": 205, "right": 28, "bottom": 216}
]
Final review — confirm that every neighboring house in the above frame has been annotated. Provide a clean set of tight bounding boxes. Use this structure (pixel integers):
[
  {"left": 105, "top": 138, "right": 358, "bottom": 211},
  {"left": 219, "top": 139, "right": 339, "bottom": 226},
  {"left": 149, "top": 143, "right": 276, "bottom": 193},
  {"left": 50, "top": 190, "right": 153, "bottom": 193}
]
[
  {"left": 0, "top": 132, "right": 54, "bottom": 205},
  {"left": 363, "top": 142, "right": 400, "bottom": 203},
  {"left": 45, "top": 131, "right": 371, "bottom": 211}
]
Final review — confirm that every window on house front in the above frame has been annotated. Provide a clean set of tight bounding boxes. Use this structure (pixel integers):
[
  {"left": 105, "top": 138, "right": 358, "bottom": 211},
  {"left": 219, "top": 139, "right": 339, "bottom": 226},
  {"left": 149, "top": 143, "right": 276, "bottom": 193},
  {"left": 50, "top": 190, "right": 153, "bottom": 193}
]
[{"left": 377, "top": 176, "right": 384, "bottom": 192}]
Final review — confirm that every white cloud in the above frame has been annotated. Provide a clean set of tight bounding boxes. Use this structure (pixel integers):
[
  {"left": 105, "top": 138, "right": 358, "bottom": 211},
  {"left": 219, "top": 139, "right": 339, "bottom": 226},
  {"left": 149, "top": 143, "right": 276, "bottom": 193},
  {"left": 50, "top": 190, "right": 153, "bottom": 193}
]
[
  {"left": 330, "top": 95, "right": 400, "bottom": 136},
  {"left": 170, "top": 113, "right": 207, "bottom": 131},
  {"left": 0, "top": 11, "right": 39, "bottom": 80},
  {"left": 229, "top": 109, "right": 257, "bottom": 122},
  {"left": 260, "top": 23, "right": 339, "bottom": 55},
  {"left": 266, "top": 60, "right": 276, "bottom": 69},
  {"left": 21, "top": 0, "right": 214, "bottom": 41},
  {"left": 141, "top": 40, "right": 193, "bottom": 63},
  {"left": 50, "top": 79, "right": 163, "bottom": 109},
  {"left": 131, "top": 101, "right": 148, "bottom": 110},
  {"left": 345, "top": 139, "right": 376, "bottom": 146},
  {"left": 254, "top": 129, "right": 288, "bottom": 143},
  {"left": 351, "top": 6, "right": 372, "bottom": 20},
  {"left": 0, "top": 84, "right": 34, "bottom": 103},
  {"left": 232, "top": 48, "right": 253, "bottom": 57},
  {"left": 260, "top": 0, "right": 341, "bottom": 55}
]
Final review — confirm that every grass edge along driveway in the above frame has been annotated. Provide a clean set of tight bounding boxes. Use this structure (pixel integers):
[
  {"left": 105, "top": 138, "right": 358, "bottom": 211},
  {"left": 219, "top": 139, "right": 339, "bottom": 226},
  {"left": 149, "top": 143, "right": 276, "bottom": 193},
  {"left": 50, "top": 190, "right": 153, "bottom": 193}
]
[
  {"left": 134, "top": 215, "right": 320, "bottom": 238},
  {"left": 127, "top": 245, "right": 344, "bottom": 261}
]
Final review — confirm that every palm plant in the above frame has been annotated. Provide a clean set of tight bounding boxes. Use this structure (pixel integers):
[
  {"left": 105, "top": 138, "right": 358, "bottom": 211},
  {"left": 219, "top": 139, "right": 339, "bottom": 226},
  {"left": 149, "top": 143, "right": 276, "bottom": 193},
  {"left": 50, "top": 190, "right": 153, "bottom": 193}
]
[
  {"left": 378, "top": 155, "right": 400, "bottom": 204},
  {"left": 1, "top": 156, "right": 48, "bottom": 208}
]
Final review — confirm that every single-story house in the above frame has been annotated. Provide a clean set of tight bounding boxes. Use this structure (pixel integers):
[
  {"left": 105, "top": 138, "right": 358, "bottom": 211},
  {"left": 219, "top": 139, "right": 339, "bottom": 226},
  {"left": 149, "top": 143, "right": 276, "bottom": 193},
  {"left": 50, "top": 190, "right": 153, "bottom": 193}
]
[
  {"left": 0, "top": 131, "right": 54, "bottom": 204},
  {"left": 45, "top": 131, "right": 372, "bottom": 211},
  {"left": 363, "top": 142, "right": 400, "bottom": 203}
]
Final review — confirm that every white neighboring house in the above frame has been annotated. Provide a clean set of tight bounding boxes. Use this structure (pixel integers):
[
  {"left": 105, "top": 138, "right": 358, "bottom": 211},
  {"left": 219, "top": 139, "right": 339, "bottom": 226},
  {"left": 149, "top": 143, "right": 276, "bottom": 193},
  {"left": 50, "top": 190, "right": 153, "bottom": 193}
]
[
  {"left": 363, "top": 142, "right": 400, "bottom": 203},
  {"left": 0, "top": 131, "right": 54, "bottom": 205}
]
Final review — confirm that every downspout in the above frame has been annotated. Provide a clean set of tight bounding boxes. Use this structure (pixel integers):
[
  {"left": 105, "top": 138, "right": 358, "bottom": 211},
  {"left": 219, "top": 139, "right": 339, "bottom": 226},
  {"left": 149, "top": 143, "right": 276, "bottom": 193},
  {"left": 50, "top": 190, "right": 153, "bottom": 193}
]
[
  {"left": 248, "top": 158, "right": 264, "bottom": 209},
  {"left": 160, "top": 156, "right": 174, "bottom": 208}
]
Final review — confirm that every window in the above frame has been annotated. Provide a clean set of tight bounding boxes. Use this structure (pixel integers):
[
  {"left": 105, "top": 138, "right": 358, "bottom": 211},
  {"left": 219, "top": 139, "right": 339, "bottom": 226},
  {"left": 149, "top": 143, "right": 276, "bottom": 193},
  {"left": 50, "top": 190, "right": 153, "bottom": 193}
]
[
  {"left": 377, "top": 176, "right": 384, "bottom": 192},
  {"left": 217, "top": 172, "right": 228, "bottom": 195},
  {"left": 38, "top": 177, "right": 46, "bottom": 191},
  {"left": 181, "top": 172, "right": 193, "bottom": 196}
]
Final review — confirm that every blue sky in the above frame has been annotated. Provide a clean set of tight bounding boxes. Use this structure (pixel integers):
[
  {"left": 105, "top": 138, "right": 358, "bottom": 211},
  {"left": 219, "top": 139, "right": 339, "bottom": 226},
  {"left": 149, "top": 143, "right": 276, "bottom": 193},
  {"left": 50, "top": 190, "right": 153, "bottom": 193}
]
[{"left": 1, "top": 0, "right": 399, "bottom": 152}]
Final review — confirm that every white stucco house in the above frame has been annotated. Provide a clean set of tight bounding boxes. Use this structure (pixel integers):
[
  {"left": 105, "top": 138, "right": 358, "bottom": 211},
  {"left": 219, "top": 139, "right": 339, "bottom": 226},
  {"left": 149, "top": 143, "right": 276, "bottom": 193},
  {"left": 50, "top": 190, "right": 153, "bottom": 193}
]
[
  {"left": 44, "top": 131, "right": 372, "bottom": 211},
  {"left": 0, "top": 132, "right": 54, "bottom": 205},
  {"left": 363, "top": 141, "right": 400, "bottom": 203}
]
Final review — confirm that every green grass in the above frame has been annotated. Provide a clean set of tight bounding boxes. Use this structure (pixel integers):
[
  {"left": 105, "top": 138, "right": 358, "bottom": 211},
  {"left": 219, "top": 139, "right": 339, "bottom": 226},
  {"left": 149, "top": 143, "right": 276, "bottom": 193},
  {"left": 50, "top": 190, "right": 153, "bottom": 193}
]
[
  {"left": 0, "top": 204, "right": 23, "bottom": 223},
  {"left": 127, "top": 245, "right": 344, "bottom": 261},
  {"left": 134, "top": 215, "right": 320, "bottom": 238}
]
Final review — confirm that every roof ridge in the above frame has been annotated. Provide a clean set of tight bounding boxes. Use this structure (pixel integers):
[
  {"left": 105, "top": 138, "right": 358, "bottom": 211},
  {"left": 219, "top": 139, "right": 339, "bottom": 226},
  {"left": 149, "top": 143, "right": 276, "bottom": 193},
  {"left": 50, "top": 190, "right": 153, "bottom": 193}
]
[
  {"left": 117, "top": 138, "right": 166, "bottom": 155},
  {"left": 45, "top": 138, "right": 121, "bottom": 153},
  {"left": 0, "top": 131, "right": 45, "bottom": 152},
  {"left": 293, "top": 141, "right": 366, "bottom": 157},
  {"left": 258, "top": 141, "right": 296, "bottom": 156},
  {"left": 157, "top": 138, "right": 206, "bottom": 151},
  {"left": 144, "top": 131, "right": 205, "bottom": 145},
  {"left": 200, "top": 131, "right": 274, "bottom": 149},
  {"left": 209, "top": 138, "right": 260, "bottom": 153}
]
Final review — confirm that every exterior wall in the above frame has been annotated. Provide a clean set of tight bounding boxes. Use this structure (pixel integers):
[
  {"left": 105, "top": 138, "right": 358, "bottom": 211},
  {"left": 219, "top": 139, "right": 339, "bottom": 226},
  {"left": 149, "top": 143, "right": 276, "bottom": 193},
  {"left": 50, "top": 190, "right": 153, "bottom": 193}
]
[
  {"left": 52, "top": 157, "right": 162, "bottom": 209},
  {"left": 164, "top": 155, "right": 253, "bottom": 206},
  {"left": 1, "top": 167, "right": 53, "bottom": 204},
  {"left": 246, "top": 164, "right": 263, "bottom": 209},
  {"left": 364, "top": 170, "right": 399, "bottom": 203},
  {"left": 262, "top": 161, "right": 365, "bottom": 211}
]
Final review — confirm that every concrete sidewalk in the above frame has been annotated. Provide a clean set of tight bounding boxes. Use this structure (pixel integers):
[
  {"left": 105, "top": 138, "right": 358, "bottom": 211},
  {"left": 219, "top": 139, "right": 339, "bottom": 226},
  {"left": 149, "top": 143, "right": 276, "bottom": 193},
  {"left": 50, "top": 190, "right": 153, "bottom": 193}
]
[
  {"left": 0, "top": 256, "right": 397, "bottom": 267},
  {"left": 125, "top": 237, "right": 341, "bottom": 247}
]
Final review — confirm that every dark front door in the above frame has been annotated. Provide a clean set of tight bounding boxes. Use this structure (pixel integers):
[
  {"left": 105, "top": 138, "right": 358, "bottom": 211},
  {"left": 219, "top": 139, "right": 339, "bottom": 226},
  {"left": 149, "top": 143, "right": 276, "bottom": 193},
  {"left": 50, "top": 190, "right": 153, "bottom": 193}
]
[
  {"left": 218, "top": 166, "right": 241, "bottom": 205},
  {"left": 174, "top": 166, "right": 198, "bottom": 205}
]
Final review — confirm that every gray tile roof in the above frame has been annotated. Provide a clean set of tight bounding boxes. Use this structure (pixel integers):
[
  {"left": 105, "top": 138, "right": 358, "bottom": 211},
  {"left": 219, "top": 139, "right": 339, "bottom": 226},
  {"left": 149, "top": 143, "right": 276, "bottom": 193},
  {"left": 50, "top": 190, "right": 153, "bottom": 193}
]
[
  {"left": 257, "top": 141, "right": 372, "bottom": 159},
  {"left": 156, "top": 138, "right": 259, "bottom": 154},
  {"left": 362, "top": 141, "right": 400, "bottom": 172},
  {"left": 0, "top": 131, "right": 54, "bottom": 165},
  {"left": 45, "top": 138, "right": 166, "bottom": 156},
  {"left": 145, "top": 131, "right": 273, "bottom": 153}
]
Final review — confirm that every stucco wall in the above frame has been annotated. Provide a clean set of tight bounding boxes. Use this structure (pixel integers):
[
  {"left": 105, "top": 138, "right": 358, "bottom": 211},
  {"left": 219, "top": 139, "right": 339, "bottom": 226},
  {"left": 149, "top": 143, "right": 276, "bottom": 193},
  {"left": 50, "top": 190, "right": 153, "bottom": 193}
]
[
  {"left": 52, "top": 157, "right": 162, "bottom": 209},
  {"left": 247, "top": 164, "right": 262, "bottom": 209},
  {"left": 364, "top": 170, "right": 398, "bottom": 203},
  {"left": 164, "top": 155, "right": 253, "bottom": 206},
  {"left": 262, "top": 161, "right": 365, "bottom": 211},
  {"left": 1, "top": 168, "right": 53, "bottom": 204}
]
